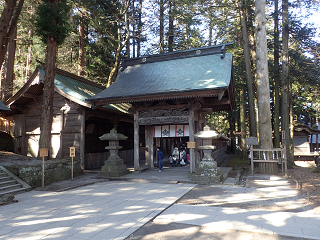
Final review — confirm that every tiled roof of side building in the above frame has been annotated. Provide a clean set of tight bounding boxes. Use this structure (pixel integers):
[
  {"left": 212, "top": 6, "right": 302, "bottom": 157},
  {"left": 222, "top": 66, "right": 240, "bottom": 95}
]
[{"left": 39, "top": 68, "right": 131, "bottom": 114}]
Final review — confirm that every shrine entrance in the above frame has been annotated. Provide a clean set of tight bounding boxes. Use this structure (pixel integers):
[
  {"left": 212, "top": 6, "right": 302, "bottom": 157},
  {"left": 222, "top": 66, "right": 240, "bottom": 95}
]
[
  {"left": 154, "top": 124, "right": 189, "bottom": 155},
  {"left": 88, "top": 45, "right": 236, "bottom": 173}
]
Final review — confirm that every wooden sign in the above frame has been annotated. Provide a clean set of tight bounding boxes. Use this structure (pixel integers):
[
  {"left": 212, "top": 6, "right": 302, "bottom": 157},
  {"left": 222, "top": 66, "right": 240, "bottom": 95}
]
[
  {"left": 69, "top": 147, "right": 76, "bottom": 157},
  {"left": 39, "top": 148, "right": 49, "bottom": 157},
  {"left": 187, "top": 141, "right": 196, "bottom": 149}
]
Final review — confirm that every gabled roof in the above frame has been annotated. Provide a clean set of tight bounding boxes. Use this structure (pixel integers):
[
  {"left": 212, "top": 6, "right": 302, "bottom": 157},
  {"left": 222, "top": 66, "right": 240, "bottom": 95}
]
[
  {"left": 294, "top": 122, "right": 320, "bottom": 135},
  {"left": 0, "top": 101, "right": 10, "bottom": 111},
  {"left": 88, "top": 44, "right": 235, "bottom": 111},
  {"left": 5, "top": 66, "right": 131, "bottom": 114}
]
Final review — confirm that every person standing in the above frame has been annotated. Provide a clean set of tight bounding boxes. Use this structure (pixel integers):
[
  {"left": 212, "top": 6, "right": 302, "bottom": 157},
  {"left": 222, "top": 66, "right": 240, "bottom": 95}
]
[
  {"left": 157, "top": 147, "right": 164, "bottom": 172},
  {"left": 172, "top": 147, "right": 179, "bottom": 166}
]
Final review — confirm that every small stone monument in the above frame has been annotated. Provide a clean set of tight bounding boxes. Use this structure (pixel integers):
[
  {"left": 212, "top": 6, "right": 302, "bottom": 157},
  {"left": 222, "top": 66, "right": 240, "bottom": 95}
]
[
  {"left": 192, "top": 125, "right": 221, "bottom": 184},
  {"left": 99, "top": 128, "right": 129, "bottom": 177}
]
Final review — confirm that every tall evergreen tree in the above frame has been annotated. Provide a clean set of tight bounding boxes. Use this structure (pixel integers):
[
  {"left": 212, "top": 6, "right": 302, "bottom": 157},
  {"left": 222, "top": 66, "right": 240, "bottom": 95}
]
[
  {"left": 255, "top": 0, "right": 273, "bottom": 150},
  {"left": 35, "top": 0, "right": 70, "bottom": 156}
]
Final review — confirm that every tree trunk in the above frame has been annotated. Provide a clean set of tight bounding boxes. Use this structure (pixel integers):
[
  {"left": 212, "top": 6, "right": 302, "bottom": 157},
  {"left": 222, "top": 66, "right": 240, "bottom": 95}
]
[
  {"left": 0, "top": 0, "right": 18, "bottom": 69},
  {"left": 39, "top": 36, "right": 57, "bottom": 157},
  {"left": 238, "top": 0, "right": 257, "bottom": 138},
  {"left": 26, "top": 27, "right": 33, "bottom": 78},
  {"left": 78, "top": 14, "right": 85, "bottom": 77},
  {"left": 125, "top": 4, "right": 130, "bottom": 59},
  {"left": 159, "top": 0, "right": 164, "bottom": 53},
  {"left": 240, "top": 84, "right": 247, "bottom": 159},
  {"left": 255, "top": 0, "right": 273, "bottom": 149},
  {"left": 1, "top": 27, "right": 16, "bottom": 102},
  {"left": 208, "top": 19, "right": 213, "bottom": 46},
  {"left": 132, "top": 1, "right": 136, "bottom": 58},
  {"left": 168, "top": 0, "right": 174, "bottom": 52},
  {"left": 137, "top": 0, "right": 142, "bottom": 57},
  {"left": 229, "top": 112, "right": 236, "bottom": 154},
  {"left": 273, "top": 0, "right": 280, "bottom": 147},
  {"left": 0, "top": 0, "right": 24, "bottom": 70},
  {"left": 106, "top": 4, "right": 131, "bottom": 87},
  {"left": 281, "top": 0, "right": 291, "bottom": 167}
]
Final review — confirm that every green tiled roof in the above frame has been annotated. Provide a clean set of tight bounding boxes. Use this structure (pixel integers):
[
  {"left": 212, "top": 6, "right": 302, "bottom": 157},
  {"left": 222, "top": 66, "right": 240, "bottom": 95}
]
[
  {"left": 88, "top": 47, "right": 233, "bottom": 104},
  {"left": 38, "top": 68, "right": 130, "bottom": 114}
]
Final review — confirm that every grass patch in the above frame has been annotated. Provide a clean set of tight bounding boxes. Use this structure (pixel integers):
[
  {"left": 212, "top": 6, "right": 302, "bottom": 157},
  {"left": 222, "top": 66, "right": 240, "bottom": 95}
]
[{"left": 225, "top": 154, "right": 250, "bottom": 168}]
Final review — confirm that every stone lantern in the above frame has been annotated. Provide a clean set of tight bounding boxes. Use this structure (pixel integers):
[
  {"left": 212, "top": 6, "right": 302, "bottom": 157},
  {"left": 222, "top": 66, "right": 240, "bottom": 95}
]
[
  {"left": 99, "top": 128, "right": 129, "bottom": 177},
  {"left": 192, "top": 125, "right": 221, "bottom": 184}
]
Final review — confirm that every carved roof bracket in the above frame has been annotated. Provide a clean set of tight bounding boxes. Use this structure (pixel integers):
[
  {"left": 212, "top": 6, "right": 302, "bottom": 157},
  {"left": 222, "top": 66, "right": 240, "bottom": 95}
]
[{"left": 218, "top": 91, "right": 225, "bottom": 101}]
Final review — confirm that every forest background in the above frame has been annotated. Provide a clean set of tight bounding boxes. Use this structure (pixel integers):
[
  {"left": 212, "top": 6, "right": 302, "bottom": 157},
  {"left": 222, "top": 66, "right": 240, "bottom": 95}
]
[{"left": 0, "top": 0, "right": 319, "bottom": 166}]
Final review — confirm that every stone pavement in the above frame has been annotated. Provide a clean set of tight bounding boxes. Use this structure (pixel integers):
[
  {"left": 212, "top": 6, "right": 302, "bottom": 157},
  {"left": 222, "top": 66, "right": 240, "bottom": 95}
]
[
  {"left": 2, "top": 168, "right": 320, "bottom": 240},
  {"left": 0, "top": 181, "right": 195, "bottom": 240},
  {"left": 154, "top": 204, "right": 320, "bottom": 240}
]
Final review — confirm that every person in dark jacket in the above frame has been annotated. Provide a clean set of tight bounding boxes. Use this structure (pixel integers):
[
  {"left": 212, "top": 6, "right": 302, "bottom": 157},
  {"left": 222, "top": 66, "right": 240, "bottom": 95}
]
[{"left": 157, "top": 147, "right": 164, "bottom": 172}]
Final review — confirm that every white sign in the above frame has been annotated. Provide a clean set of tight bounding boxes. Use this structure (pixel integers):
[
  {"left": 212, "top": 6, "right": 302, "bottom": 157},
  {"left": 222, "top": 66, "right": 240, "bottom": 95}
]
[
  {"left": 246, "top": 137, "right": 259, "bottom": 146},
  {"left": 282, "top": 131, "right": 285, "bottom": 140}
]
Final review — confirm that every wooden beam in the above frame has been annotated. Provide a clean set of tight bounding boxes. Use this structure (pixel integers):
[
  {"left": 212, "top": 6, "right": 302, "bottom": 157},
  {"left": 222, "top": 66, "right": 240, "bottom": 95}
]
[
  {"left": 22, "top": 93, "right": 39, "bottom": 99},
  {"left": 204, "top": 97, "right": 230, "bottom": 105},
  {"left": 198, "top": 108, "right": 212, "bottom": 113},
  {"left": 80, "top": 110, "right": 85, "bottom": 169},
  {"left": 188, "top": 102, "right": 195, "bottom": 172},
  {"left": 137, "top": 104, "right": 188, "bottom": 111},
  {"left": 145, "top": 125, "right": 154, "bottom": 169}
]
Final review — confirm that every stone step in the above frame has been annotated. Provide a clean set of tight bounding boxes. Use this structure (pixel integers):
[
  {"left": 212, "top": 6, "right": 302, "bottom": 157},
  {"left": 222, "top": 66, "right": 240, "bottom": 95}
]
[
  {"left": 0, "top": 183, "right": 22, "bottom": 193},
  {"left": 0, "top": 179, "right": 17, "bottom": 188},
  {"left": 0, "top": 172, "right": 8, "bottom": 178},
  {"left": 0, "top": 166, "right": 32, "bottom": 199},
  {"left": 0, "top": 176, "right": 12, "bottom": 183}
]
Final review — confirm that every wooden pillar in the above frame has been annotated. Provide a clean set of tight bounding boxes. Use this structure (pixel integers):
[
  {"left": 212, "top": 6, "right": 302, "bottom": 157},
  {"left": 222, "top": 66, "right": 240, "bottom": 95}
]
[
  {"left": 21, "top": 114, "right": 27, "bottom": 156},
  {"left": 134, "top": 109, "right": 140, "bottom": 171},
  {"left": 80, "top": 110, "right": 85, "bottom": 169},
  {"left": 189, "top": 104, "right": 195, "bottom": 172},
  {"left": 59, "top": 111, "right": 64, "bottom": 159},
  {"left": 145, "top": 125, "right": 154, "bottom": 169}
]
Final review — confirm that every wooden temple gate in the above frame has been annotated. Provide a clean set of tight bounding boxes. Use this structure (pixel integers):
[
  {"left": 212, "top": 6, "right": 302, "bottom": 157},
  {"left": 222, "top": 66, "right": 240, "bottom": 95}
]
[
  {"left": 132, "top": 102, "right": 209, "bottom": 171},
  {"left": 88, "top": 44, "right": 236, "bottom": 172}
]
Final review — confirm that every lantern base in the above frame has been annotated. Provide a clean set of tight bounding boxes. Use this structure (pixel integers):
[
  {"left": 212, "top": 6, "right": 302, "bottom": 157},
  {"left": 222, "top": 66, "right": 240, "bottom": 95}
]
[
  {"left": 100, "top": 159, "right": 128, "bottom": 177},
  {"left": 191, "top": 160, "right": 221, "bottom": 184}
]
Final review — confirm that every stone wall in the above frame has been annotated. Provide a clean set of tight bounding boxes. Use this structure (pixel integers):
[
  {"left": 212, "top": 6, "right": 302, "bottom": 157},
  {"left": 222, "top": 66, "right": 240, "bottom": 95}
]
[{"left": 5, "top": 159, "right": 83, "bottom": 188}]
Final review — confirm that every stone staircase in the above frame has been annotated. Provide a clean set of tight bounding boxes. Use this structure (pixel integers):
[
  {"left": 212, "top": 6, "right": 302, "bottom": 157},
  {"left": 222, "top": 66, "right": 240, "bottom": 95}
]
[{"left": 0, "top": 166, "right": 31, "bottom": 198}]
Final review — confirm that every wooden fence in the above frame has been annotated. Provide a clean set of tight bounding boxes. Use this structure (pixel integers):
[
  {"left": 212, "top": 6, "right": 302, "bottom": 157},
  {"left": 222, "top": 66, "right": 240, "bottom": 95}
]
[
  {"left": 212, "top": 147, "right": 227, "bottom": 166},
  {"left": 250, "top": 147, "right": 287, "bottom": 175}
]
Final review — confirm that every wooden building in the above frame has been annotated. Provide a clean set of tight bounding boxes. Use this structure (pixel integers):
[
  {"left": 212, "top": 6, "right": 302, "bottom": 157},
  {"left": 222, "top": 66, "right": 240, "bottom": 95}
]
[
  {"left": 3, "top": 67, "right": 133, "bottom": 169},
  {"left": 88, "top": 45, "right": 236, "bottom": 172},
  {"left": 294, "top": 123, "right": 320, "bottom": 163}
]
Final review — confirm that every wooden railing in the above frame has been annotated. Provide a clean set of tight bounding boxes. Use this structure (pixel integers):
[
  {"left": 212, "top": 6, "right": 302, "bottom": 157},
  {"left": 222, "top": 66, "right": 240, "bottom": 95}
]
[
  {"left": 250, "top": 147, "right": 287, "bottom": 175},
  {"left": 211, "top": 147, "right": 227, "bottom": 165}
]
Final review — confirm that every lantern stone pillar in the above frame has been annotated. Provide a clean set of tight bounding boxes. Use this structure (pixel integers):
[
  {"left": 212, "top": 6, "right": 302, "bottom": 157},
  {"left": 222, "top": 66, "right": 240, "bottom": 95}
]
[
  {"left": 192, "top": 125, "right": 221, "bottom": 184},
  {"left": 99, "top": 128, "right": 129, "bottom": 177}
]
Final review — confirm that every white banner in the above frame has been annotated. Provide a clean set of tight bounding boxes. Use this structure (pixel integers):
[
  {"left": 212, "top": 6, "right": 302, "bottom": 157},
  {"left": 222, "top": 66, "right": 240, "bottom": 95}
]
[{"left": 154, "top": 125, "right": 189, "bottom": 137}]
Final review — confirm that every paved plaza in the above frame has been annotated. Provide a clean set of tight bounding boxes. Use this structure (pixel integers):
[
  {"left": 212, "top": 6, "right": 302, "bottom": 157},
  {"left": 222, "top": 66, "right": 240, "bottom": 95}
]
[
  {"left": 0, "top": 181, "right": 195, "bottom": 240},
  {"left": 1, "top": 168, "right": 320, "bottom": 240}
]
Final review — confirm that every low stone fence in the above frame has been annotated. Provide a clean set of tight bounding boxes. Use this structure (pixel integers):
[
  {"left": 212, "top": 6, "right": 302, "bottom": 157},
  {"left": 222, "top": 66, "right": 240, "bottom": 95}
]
[{"left": 5, "top": 159, "right": 82, "bottom": 188}]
